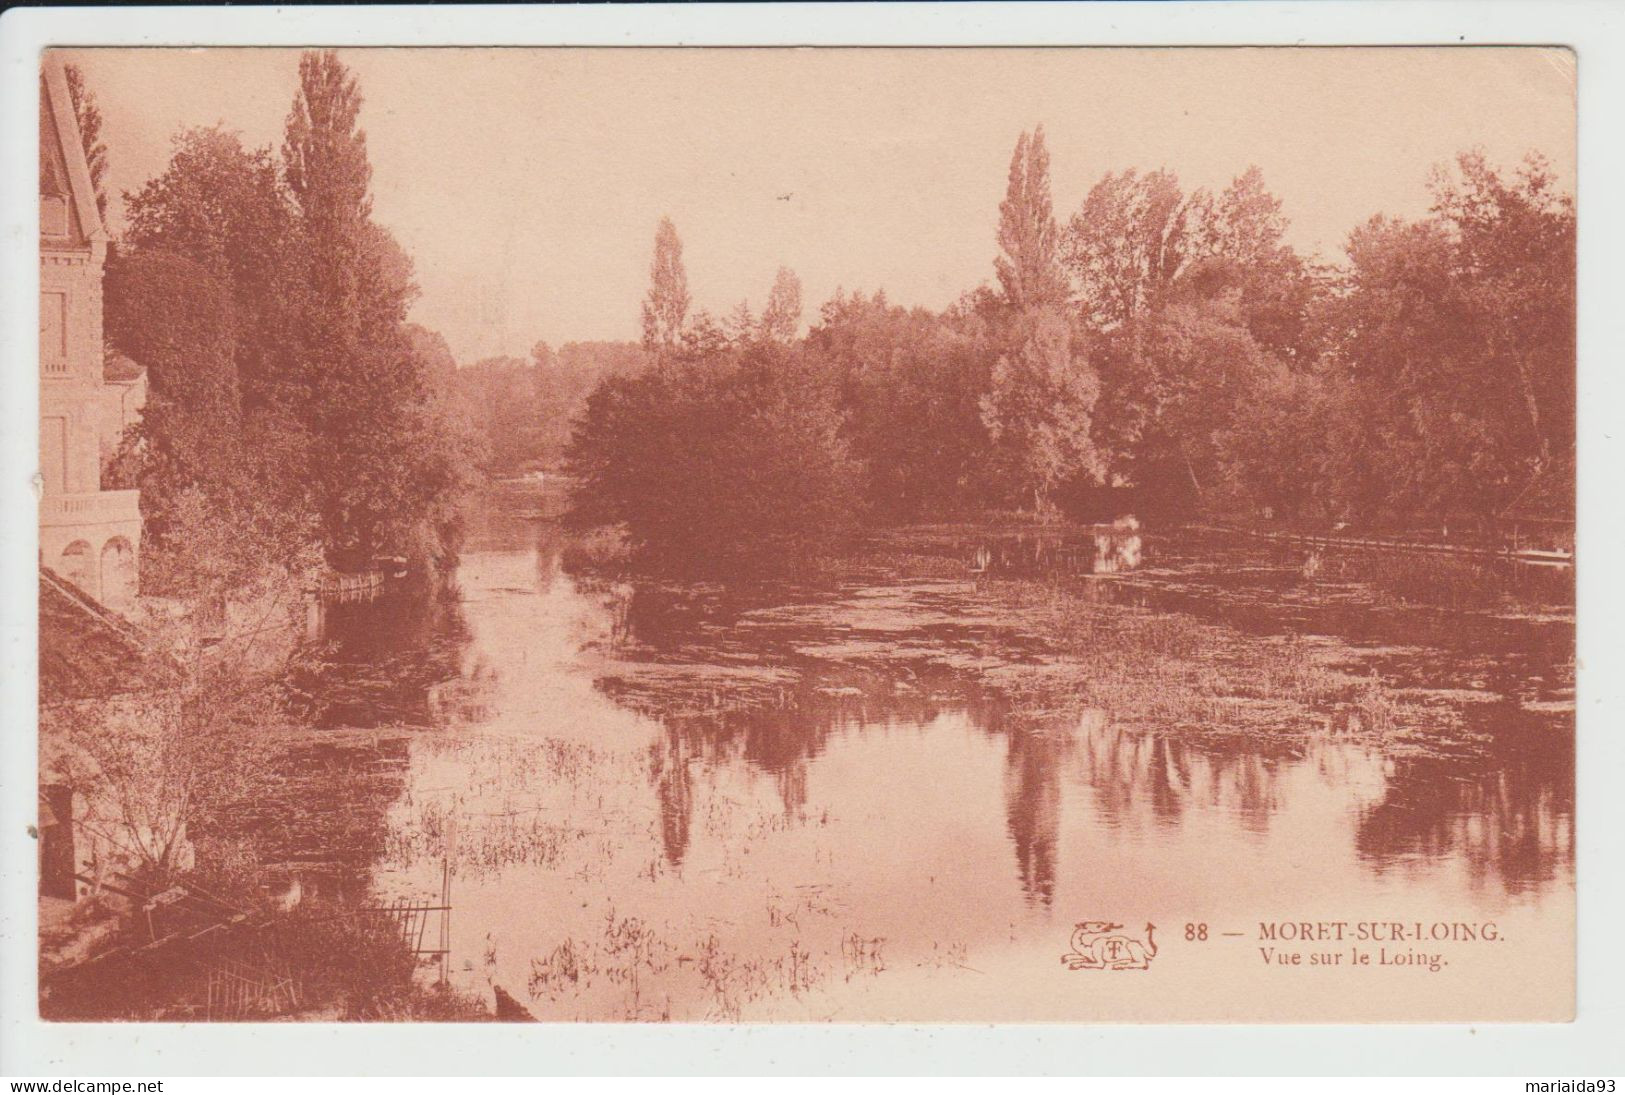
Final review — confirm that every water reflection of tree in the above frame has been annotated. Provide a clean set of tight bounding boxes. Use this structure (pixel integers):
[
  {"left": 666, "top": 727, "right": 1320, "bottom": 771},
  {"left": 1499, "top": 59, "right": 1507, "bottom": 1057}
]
[
  {"left": 999, "top": 725, "right": 1064, "bottom": 905},
  {"left": 644, "top": 723, "right": 813, "bottom": 869},
  {"left": 1052, "top": 712, "right": 1306, "bottom": 843},
  {"left": 596, "top": 569, "right": 1573, "bottom": 901},
  {"left": 1354, "top": 715, "right": 1574, "bottom": 893},
  {"left": 607, "top": 582, "right": 768, "bottom": 655},
  {"left": 774, "top": 760, "right": 810, "bottom": 819},
  {"left": 530, "top": 526, "right": 562, "bottom": 594},
  {"left": 290, "top": 576, "right": 473, "bottom": 729},
  {"left": 647, "top": 734, "right": 694, "bottom": 866},
  {"left": 628, "top": 676, "right": 959, "bottom": 867}
]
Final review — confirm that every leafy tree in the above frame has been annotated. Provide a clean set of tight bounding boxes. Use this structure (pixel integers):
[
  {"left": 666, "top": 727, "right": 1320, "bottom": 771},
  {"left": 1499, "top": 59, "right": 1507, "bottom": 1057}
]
[
  {"left": 568, "top": 341, "right": 861, "bottom": 571},
  {"left": 114, "top": 125, "right": 321, "bottom": 603},
  {"left": 806, "top": 290, "right": 996, "bottom": 518},
  {"left": 1179, "top": 167, "right": 1322, "bottom": 364},
  {"left": 1317, "top": 153, "right": 1573, "bottom": 527},
  {"left": 994, "top": 127, "right": 1069, "bottom": 311},
  {"left": 103, "top": 251, "right": 319, "bottom": 600},
  {"left": 979, "top": 308, "right": 1104, "bottom": 513},
  {"left": 725, "top": 299, "right": 758, "bottom": 346},
  {"left": 453, "top": 340, "right": 648, "bottom": 474},
  {"left": 1097, "top": 296, "right": 1277, "bottom": 513},
  {"left": 455, "top": 355, "right": 537, "bottom": 473},
  {"left": 1204, "top": 152, "right": 1573, "bottom": 529},
  {"left": 104, "top": 252, "right": 240, "bottom": 505},
  {"left": 678, "top": 309, "right": 731, "bottom": 359},
  {"left": 123, "top": 126, "right": 299, "bottom": 414},
  {"left": 1060, "top": 165, "right": 1323, "bottom": 511},
  {"left": 1215, "top": 364, "right": 1347, "bottom": 520},
  {"left": 407, "top": 323, "right": 458, "bottom": 395},
  {"left": 1429, "top": 151, "right": 1574, "bottom": 473},
  {"left": 1064, "top": 166, "right": 1314, "bottom": 349},
  {"left": 641, "top": 216, "right": 691, "bottom": 353},
  {"left": 49, "top": 666, "right": 279, "bottom": 885},
  {"left": 1063, "top": 168, "right": 1194, "bottom": 331},
  {"left": 283, "top": 51, "right": 373, "bottom": 241},
  {"left": 1197, "top": 166, "right": 1285, "bottom": 264},
  {"left": 1321, "top": 215, "right": 1466, "bottom": 518}
]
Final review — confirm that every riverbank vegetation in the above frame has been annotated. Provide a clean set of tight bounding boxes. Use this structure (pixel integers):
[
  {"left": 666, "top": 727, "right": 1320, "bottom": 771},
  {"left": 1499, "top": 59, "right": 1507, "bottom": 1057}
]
[
  {"left": 566, "top": 126, "right": 1573, "bottom": 572},
  {"left": 43, "top": 54, "right": 486, "bottom": 1021},
  {"left": 42, "top": 895, "right": 492, "bottom": 1021},
  {"left": 38, "top": 648, "right": 497, "bottom": 1019}
]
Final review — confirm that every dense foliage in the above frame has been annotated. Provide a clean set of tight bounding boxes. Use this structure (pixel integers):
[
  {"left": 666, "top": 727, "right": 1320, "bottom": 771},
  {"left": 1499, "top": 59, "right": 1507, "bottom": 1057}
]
[
  {"left": 567, "top": 139, "right": 1572, "bottom": 567},
  {"left": 569, "top": 340, "right": 861, "bottom": 572},
  {"left": 805, "top": 290, "right": 997, "bottom": 520},
  {"left": 93, "top": 47, "right": 1572, "bottom": 579},
  {"left": 103, "top": 52, "right": 477, "bottom": 594}
]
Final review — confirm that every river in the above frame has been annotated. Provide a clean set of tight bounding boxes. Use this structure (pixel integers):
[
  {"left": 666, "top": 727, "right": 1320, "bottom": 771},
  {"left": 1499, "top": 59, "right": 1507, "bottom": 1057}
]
[{"left": 282, "top": 490, "right": 1574, "bottom": 1022}]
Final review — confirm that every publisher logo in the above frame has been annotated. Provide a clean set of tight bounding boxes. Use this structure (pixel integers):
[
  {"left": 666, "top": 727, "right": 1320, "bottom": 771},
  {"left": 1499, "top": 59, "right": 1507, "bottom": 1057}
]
[{"left": 1063, "top": 920, "right": 1159, "bottom": 971}]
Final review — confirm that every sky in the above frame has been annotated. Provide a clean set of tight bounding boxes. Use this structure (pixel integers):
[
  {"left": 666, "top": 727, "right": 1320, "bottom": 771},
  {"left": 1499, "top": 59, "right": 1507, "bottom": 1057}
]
[{"left": 59, "top": 47, "right": 1575, "bottom": 365}]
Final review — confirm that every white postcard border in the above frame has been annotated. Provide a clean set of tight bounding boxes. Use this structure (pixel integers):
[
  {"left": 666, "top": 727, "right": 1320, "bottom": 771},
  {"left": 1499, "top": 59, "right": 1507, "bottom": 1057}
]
[{"left": 1, "top": 1, "right": 1620, "bottom": 1077}]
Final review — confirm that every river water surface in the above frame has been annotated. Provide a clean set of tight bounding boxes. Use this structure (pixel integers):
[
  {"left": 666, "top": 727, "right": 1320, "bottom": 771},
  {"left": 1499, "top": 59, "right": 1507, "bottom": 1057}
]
[{"left": 288, "top": 496, "right": 1574, "bottom": 1022}]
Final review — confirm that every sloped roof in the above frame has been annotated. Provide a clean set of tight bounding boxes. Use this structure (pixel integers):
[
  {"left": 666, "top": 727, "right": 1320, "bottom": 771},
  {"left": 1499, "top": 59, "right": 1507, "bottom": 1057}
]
[
  {"left": 39, "top": 569, "right": 175, "bottom": 704},
  {"left": 39, "top": 56, "right": 105, "bottom": 247}
]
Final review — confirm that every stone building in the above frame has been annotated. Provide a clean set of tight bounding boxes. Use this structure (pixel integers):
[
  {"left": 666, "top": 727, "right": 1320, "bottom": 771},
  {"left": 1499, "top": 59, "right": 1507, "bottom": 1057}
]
[{"left": 39, "top": 58, "right": 142, "bottom": 608}]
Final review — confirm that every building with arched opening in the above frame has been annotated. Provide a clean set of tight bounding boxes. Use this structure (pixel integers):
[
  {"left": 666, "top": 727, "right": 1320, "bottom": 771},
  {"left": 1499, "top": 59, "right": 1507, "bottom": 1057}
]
[{"left": 39, "top": 58, "right": 142, "bottom": 607}]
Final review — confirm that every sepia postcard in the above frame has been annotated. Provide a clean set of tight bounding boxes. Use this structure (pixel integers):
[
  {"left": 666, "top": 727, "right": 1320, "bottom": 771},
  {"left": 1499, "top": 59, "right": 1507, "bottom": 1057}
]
[{"left": 22, "top": 38, "right": 1580, "bottom": 1032}]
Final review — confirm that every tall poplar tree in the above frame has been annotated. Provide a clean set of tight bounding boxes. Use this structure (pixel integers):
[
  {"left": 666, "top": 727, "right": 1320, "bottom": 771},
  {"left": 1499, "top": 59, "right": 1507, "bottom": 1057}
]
[
  {"left": 282, "top": 50, "right": 457, "bottom": 569},
  {"left": 641, "top": 216, "right": 691, "bottom": 354},
  {"left": 760, "top": 266, "right": 803, "bottom": 343},
  {"left": 994, "top": 126, "right": 1068, "bottom": 312}
]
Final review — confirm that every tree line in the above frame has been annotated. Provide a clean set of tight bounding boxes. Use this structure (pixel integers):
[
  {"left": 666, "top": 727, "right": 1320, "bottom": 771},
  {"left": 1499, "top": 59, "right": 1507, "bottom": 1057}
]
[
  {"left": 452, "top": 342, "right": 647, "bottom": 476},
  {"left": 70, "top": 50, "right": 1571, "bottom": 584},
  {"left": 569, "top": 126, "right": 1573, "bottom": 569},
  {"left": 84, "top": 52, "right": 477, "bottom": 603}
]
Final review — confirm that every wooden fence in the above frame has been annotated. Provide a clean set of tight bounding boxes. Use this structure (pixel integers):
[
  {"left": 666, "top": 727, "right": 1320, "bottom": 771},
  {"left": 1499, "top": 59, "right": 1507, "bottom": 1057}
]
[{"left": 308, "top": 570, "right": 385, "bottom": 603}]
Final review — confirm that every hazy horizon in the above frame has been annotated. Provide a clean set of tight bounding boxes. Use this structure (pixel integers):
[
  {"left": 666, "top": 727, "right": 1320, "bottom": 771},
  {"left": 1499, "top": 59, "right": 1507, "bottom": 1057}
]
[{"left": 59, "top": 46, "right": 1575, "bottom": 364}]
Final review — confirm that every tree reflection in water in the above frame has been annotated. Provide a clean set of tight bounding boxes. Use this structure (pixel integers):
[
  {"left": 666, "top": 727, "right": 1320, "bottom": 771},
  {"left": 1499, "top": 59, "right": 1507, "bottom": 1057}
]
[
  {"left": 587, "top": 554, "right": 1573, "bottom": 904},
  {"left": 291, "top": 573, "right": 474, "bottom": 729},
  {"left": 1354, "top": 715, "right": 1574, "bottom": 894},
  {"left": 647, "top": 734, "right": 695, "bottom": 867},
  {"left": 999, "top": 725, "right": 1064, "bottom": 905},
  {"left": 280, "top": 508, "right": 1572, "bottom": 937}
]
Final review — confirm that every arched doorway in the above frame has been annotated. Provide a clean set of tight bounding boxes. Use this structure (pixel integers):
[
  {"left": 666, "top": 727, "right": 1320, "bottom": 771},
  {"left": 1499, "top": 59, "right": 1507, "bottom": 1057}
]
[
  {"left": 100, "top": 536, "right": 136, "bottom": 609},
  {"left": 60, "top": 540, "right": 95, "bottom": 599}
]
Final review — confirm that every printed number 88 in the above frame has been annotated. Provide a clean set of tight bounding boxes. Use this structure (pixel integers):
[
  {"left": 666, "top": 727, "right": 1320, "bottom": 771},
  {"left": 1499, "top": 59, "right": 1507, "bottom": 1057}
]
[{"left": 1185, "top": 923, "right": 1207, "bottom": 941}]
